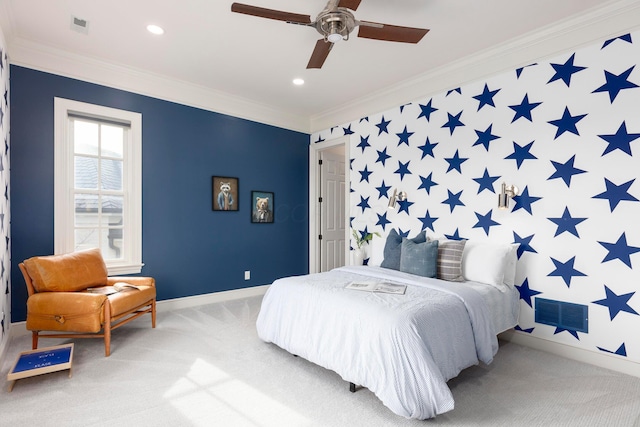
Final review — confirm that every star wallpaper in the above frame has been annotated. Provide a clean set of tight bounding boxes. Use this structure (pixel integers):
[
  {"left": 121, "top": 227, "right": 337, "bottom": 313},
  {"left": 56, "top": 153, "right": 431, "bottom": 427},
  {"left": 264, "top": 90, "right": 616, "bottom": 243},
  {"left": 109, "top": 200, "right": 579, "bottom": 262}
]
[
  {"left": 312, "top": 31, "right": 640, "bottom": 363},
  {"left": 0, "top": 28, "right": 10, "bottom": 352}
]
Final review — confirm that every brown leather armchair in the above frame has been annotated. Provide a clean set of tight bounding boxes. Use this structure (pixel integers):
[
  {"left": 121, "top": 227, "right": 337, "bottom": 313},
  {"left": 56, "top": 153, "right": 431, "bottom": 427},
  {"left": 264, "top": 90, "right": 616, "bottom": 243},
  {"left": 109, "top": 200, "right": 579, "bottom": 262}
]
[{"left": 18, "top": 248, "right": 156, "bottom": 356}]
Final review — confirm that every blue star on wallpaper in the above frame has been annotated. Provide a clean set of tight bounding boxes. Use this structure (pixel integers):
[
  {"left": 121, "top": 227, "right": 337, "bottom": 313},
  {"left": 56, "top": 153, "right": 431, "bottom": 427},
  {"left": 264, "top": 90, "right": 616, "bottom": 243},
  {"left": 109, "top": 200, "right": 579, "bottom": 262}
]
[
  {"left": 376, "top": 180, "right": 391, "bottom": 198},
  {"left": 357, "top": 135, "right": 371, "bottom": 152},
  {"left": 512, "top": 186, "right": 541, "bottom": 214},
  {"left": 418, "top": 137, "right": 438, "bottom": 159},
  {"left": 473, "top": 125, "right": 500, "bottom": 151},
  {"left": 505, "top": 141, "right": 537, "bottom": 169},
  {"left": 418, "top": 210, "right": 438, "bottom": 232},
  {"left": 376, "top": 212, "right": 392, "bottom": 230},
  {"left": 376, "top": 116, "right": 391, "bottom": 135},
  {"left": 593, "top": 285, "right": 638, "bottom": 320},
  {"left": 516, "top": 278, "right": 542, "bottom": 307},
  {"left": 418, "top": 173, "right": 438, "bottom": 194},
  {"left": 357, "top": 196, "right": 370, "bottom": 213},
  {"left": 598, "top": 232, "right": 640, "bottom": 268},
  {"left": 376, "top": 147, "right": 392, "bottom": 165},
  {"left": 473, "top": 84, "right": 501, "bottom": 110},
  {"left": 598, "top": 121, "right": 640, "bottom": 156},
  {"left": 548, "top": 155, "right": 587, "bottom": 187},
  {"left": 592, "top": 66, "right": 639, "bottom": 102},
  {"left": 548, "top": 207, "right": 587, "bottom": 237},
  {"left": 395, "top": 161, "right": 412, "bottom": 180},
  {"left": 547, "top": 107, "right": 587, "bottom": 139},
  {"left": 442, "top": 190, "right": 465, "bottom": 212},
  {"left": 473, "top": 210, "right": 500, "bottom": 235},
  {"left": 396, "top": 126, "right": 414, "bottom": 146},
  {"left": 441, "top": 111, "right": 465, "bottom": 135},
  {"left": 597, "top": 343, "right": 627, "bottom": 357},
  {"left": 515, "top": 325, "right": 535, "bottom": 333},
  {"left": 445, "top": 149, "right": 468, "bottom": 173},
  {"left": 509, "top": 94, "right": 542, "bottom": 122},
  {"left": 602, "top": 33, "right": 632, "bottom": 48},
  {"left": 593, "top": 178, "right": 639, "bottom": 211},
  {"left": 554, "top": 327, "right": 580, "bottom": 340},
  {"left": 548, "top": 256, "right": 586, "bottom": 287},
  {"left": 473, "top": 168, "right": 500, "bottom": 194},
  {"left": 397, "top": 199, "right": 414, "bottom": 215},
  {"left": 359, "top": 165, "right": 372, "bottom": 183},
  {"left": 513, "top": 232, "right": 537, "bottom": 258},
  {"left": 548, "top": 53, "right": 586, "bottom": 87},
  {"left": 444, "top": 229, "right": 464, "bottom": 240},
  {"left": 418, "top": 100, "right": 438, "bottom": 121}
]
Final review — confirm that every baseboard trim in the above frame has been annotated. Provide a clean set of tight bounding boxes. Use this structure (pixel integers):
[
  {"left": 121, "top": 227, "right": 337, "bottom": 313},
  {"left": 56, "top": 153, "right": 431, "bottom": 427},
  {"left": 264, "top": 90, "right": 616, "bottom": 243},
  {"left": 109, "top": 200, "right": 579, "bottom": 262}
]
[
  {"left": 500, "top": 330, "right": 640, "bottom": 378},
  {"left": 156, "top": 285, "right": 269, "bottom": 312}
]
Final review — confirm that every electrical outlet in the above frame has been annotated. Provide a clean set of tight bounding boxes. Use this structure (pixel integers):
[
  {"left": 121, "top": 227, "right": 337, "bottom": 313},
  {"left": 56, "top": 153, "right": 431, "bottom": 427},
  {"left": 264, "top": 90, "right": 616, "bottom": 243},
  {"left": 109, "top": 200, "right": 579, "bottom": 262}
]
[{"left": 244, "top": 271, "right": 250, "bottom": 280}]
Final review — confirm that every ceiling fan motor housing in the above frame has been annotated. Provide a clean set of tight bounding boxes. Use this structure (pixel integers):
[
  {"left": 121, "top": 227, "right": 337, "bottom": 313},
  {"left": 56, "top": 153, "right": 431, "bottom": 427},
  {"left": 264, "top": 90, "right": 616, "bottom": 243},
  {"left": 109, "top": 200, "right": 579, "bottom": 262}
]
[{"left": 315, "top": 8, "right": 356, "bottom": 42}]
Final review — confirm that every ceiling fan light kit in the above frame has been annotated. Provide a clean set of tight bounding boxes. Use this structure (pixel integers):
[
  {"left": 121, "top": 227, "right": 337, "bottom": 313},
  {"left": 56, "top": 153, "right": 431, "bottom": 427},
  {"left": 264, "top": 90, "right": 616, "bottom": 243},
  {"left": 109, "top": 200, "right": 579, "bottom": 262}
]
[{"left": 231, "top": 0, "right": 429, "bottom": 69}]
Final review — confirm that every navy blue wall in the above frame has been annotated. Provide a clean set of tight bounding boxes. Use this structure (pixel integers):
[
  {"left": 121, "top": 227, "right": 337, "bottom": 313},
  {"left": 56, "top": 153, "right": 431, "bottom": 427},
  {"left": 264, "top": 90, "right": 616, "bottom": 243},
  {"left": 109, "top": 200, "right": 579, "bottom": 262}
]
[{"left": 10, "top": 65, "right": 310, "bottom": 321}]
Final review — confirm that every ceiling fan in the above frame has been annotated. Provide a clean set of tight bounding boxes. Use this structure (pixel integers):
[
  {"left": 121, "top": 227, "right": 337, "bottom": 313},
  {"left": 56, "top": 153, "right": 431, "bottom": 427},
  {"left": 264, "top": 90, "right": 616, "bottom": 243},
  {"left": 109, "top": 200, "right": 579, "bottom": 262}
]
[{"left": 230, "top": 0, "right": 429, "bottom": 69}]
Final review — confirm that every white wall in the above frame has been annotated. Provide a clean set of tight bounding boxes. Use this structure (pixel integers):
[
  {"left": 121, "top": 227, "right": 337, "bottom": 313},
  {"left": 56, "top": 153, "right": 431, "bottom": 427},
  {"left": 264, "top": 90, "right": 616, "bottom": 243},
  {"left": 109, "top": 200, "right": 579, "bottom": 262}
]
[
  {"left": 0, "top": 21, "right": 11, "bottom": 361},
  {"left": 312, "top": 30, "right": 640, "bottom": 371}
]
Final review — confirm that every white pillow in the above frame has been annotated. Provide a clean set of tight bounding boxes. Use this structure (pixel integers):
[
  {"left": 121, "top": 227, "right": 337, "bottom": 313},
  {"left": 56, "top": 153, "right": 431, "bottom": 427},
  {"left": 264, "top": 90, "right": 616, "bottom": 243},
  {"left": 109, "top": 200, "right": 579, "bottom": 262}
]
[
  {"left": 462, "top": 240, "right": 516, "bottom": 291},
  {"left": 368, "top": 235, "right": 385, "bottom": 267},
  {"left": 502, "top": 244, "right": 519, "bottom": 287}
]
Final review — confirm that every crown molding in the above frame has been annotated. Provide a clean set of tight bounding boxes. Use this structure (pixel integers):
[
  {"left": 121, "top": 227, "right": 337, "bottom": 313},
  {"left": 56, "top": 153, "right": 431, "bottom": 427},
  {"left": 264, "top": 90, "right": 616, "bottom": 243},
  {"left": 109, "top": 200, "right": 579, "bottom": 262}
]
[
  {"left": 309, "top": 0, "right": 640, "bottom": 132},
  {"left": 4, "top": 0, "right": 640, "bottom": 135},
  {"left": 7, "top": 38, "right": 310, "bottom": 133}
]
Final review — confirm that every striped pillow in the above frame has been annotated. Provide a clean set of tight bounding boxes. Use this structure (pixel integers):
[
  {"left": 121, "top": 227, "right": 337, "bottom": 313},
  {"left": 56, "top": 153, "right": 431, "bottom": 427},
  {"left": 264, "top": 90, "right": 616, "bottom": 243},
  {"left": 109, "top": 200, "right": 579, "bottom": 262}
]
[{"left": 437, "top": 239, "right": 467, "bottom": 281}]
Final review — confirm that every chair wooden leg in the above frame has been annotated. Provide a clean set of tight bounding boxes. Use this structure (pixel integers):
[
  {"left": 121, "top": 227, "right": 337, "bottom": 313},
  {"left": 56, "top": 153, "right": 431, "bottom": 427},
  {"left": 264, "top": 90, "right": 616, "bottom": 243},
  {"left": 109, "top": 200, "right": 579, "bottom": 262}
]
[
  {"left": 104, "top": 300, "right": 112, "bottom": 357},
  {"left": 32, "top": 331, "right": 39, "bottom": 350},
  {"left": 151, "top": 299, "right": 156, "bottom": 328}
]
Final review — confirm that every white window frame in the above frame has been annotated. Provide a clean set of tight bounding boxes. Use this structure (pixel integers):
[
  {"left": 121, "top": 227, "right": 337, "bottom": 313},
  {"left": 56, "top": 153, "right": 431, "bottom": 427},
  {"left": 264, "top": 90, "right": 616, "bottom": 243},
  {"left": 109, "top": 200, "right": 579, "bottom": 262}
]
[{"left": 54, "top": 97, "right": 143, "bottom": 275}]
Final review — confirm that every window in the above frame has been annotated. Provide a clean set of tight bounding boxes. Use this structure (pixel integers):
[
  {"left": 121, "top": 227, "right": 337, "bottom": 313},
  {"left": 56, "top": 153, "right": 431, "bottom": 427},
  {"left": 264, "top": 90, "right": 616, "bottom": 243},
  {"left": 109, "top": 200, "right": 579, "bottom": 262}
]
[{"left": 54, "top": 98, "right": 142, "bottom": 275}]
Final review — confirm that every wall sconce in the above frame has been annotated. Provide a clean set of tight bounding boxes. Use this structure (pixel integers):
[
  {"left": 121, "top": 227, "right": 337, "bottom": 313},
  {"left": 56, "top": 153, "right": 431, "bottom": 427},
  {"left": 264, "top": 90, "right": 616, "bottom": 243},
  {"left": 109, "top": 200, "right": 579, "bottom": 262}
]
[
  {"left": 498, "top": 182, "right": 519, "bottom": 209},
  {"left": 388, "top": 188, "right": 407, "bottom": 209}
]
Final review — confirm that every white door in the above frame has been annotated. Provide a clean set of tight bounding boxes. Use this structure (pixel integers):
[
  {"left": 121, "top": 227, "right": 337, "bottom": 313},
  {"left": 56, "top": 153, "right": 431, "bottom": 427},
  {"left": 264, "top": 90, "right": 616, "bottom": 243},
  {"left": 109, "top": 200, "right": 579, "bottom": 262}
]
[{"left": 319, "top": 147, "right": 346, "bottom": 271}]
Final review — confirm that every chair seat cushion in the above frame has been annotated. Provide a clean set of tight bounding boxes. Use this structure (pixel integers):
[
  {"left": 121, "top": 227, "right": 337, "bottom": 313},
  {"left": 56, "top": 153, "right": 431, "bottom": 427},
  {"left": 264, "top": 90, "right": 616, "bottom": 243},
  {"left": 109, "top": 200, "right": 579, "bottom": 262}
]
[
  {"left": 108, "top": 286, "right": 156, "bottom": 317},
  {"left": 27, "top": 292, "right": 107, "bottom": 333},
  {"left": 23, "top": 248, "right": 108, "bottom": 293}
]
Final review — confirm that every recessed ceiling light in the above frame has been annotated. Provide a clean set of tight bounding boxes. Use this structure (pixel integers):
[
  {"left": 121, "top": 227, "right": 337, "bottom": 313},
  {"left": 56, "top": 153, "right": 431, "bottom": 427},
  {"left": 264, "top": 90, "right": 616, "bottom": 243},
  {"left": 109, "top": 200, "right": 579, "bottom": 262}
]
[
  {"left": 293, "top": 78, "right": 305, "bottom": 86},
  {"left": 147, "top": 24, "right": 164, "bottom": 35}
]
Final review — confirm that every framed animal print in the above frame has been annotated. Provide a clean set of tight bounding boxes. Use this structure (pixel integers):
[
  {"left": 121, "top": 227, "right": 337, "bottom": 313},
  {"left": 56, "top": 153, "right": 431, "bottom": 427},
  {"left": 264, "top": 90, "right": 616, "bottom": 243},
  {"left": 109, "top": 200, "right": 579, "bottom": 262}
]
[
  {"left": 212, "top": 176, "right": 239, "bottom": 211},
  {"left": 251, "top": 191, "right": 274, "bottom": 223}
]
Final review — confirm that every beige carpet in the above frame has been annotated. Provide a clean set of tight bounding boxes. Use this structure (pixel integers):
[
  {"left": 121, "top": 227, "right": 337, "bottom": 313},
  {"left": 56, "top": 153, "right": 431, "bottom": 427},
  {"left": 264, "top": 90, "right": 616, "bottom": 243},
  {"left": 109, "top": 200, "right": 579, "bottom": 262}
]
[{"left": 2, "top": 295, "right": 640, "bottom": 426}]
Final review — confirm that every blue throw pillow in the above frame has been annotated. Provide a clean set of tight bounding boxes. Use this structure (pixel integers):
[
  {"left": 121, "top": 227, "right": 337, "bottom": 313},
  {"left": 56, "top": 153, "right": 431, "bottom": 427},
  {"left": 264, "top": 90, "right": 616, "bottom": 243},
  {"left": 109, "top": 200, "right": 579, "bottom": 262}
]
[
  {"left": 400, "top": 239, "right": 439, "bottom": 278},
  {"left": 380, "top": 229, "right": 427, "bottom": 270}
]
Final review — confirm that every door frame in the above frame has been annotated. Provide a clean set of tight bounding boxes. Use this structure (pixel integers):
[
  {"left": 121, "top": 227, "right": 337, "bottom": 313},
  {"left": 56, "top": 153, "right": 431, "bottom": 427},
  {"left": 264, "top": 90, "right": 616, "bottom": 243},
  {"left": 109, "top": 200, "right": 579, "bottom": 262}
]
[{"left": 308, "top": 135, "right": 351, "bottom": 274}]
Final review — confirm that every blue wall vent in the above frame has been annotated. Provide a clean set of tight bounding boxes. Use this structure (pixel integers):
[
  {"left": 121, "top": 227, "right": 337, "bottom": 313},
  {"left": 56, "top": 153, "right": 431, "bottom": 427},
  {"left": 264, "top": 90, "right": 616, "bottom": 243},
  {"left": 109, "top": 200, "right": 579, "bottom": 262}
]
[{"left": 535, "top": 298, "right": 588, "bottom": 333}]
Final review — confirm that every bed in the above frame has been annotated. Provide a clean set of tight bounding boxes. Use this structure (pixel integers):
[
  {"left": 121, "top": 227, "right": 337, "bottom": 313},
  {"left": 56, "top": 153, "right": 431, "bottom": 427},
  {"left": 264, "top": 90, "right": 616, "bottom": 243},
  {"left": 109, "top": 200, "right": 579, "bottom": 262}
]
[{"left": 256, "top": 237, "right": 520, "bottom": 420}]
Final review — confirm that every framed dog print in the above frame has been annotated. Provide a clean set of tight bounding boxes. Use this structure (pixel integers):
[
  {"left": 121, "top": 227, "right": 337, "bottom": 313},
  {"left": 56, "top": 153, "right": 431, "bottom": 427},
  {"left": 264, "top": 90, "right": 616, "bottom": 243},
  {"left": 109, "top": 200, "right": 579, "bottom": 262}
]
[
  {"left": 212, "top": 176, "right": 239, "bottom": 211},
  {"left": 251, "top": 191, "right": 274, "bottom": 223}
]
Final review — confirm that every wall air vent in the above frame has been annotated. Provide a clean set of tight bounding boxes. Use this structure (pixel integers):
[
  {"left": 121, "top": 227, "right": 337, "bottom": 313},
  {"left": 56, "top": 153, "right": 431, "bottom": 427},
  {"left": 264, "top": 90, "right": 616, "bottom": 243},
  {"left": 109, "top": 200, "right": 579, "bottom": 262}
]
[
  {"left": 70, "top": 16, "right": 89, "bottom": 35},
  {"left": 535, "top": 298, "right": 588, "bottom": 333}
]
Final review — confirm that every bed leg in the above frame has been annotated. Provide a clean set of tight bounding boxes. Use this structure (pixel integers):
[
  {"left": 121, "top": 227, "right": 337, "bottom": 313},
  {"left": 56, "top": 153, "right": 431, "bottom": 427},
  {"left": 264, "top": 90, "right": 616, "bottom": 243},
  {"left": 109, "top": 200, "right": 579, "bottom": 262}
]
[{"left": 349, "top": 382, "right": 357, "bottom": 393}]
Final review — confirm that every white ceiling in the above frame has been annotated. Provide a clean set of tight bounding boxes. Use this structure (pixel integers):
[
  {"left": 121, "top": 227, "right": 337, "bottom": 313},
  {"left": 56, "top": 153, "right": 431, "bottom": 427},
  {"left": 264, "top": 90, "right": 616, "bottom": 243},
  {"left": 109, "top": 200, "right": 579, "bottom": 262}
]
[{"left": 1, "top": 0, "right": 640, "bottom": 133}]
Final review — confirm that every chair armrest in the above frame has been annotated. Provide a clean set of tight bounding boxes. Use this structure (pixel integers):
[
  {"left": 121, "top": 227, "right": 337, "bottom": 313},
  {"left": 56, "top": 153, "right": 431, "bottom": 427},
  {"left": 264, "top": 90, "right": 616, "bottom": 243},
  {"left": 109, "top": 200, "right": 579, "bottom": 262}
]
[{"left": 107, "top": 276, "right": 155, "bottom": 288}]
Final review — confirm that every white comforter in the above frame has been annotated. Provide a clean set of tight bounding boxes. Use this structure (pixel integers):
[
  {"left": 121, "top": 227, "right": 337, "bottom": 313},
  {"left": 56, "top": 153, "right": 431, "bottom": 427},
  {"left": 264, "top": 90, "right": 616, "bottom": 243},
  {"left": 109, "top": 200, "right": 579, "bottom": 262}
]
[{"left": 256, "top": 266, "right": 502, "bottom": 419}]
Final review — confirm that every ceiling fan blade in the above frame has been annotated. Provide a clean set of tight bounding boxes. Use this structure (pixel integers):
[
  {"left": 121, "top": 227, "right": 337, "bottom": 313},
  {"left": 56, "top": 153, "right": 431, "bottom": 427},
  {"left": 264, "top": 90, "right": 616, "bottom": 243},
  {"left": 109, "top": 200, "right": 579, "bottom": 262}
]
[
  {"left": 307, "top": 39, "right": 334, "bottom": 69},
  {"left": 358, "top": 21, "right": 429, "bottom": 43},
  {"left": 337, "top": 0, "right": 362, "bottom": 10},
  {"left": 231, "top": 3, "right": 312, "bottom": 24}
]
